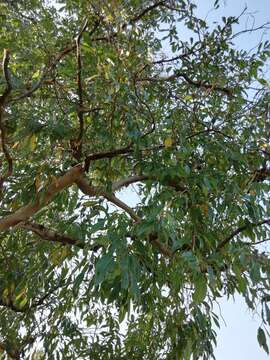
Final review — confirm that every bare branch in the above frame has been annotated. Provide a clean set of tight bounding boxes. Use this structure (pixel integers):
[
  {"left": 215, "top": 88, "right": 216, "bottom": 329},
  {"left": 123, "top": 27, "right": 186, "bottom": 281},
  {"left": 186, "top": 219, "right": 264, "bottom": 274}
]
[
  {"left": 242, "top": 238, "right": 270, "bottom": 246},
  {"left": 230, "top": 22, "right": 270, "bottom": 40}
]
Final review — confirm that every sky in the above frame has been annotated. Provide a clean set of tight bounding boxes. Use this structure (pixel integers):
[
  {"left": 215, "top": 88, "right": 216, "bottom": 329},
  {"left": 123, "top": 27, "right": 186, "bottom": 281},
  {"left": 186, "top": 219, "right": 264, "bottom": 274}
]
[{"left": 120, "top": 1, "right": 270, "bottom": 359}]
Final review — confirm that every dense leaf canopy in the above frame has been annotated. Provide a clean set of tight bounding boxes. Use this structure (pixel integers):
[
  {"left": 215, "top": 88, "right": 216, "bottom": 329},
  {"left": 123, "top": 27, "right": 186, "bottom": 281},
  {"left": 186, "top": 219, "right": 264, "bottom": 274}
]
[{"left": 0, "top": 0, "right": 270, "bottom": 359}]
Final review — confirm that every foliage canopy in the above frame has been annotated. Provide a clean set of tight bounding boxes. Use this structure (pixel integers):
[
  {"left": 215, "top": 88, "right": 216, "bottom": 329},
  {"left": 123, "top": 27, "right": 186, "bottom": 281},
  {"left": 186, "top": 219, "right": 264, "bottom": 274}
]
[{"left": 0, "top": 0, "right": 270, "bottom": 359}]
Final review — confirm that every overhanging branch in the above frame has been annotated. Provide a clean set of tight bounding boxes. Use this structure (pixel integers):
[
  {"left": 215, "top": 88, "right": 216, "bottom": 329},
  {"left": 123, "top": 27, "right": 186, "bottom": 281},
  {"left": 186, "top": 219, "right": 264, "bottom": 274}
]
[
  {"left": 21, "top": 221, "right": 103, "bottom": 252},
  {"left": 217, "top": 218, "right": 270, "bottom": 250},
  {"left": 112, "top": 175, "right": 150, "bottom": 192}
]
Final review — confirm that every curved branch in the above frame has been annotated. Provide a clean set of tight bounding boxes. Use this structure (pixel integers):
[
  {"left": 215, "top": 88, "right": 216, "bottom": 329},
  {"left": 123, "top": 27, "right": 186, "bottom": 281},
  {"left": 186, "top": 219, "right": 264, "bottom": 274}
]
[
  {"left": 130, "top": 0, "right": 167, "bottom": 23},
  {"left": 0, "top": 165, "right": 83, "bottom": 232},
  {"left": 217, "top": 218, "right": 270, "bottom": 250},
  {"left": 21, "top": 221, "right": 84, "bottom": 248},
  {"left": 76, "top": 176, "right": 140, "bottom": 222},
  {"left": 112, "top": 175, "right": 150, "bottom": 192},
  {"left": 139, "top": 72, "right": 232, "bottom": 97},
  {"left": 11, "top": 44, "right": 76, "bottom": 102},
  {"left": 76, "top": 176, "right": 173, "bottom": 257},
  {"left": 21, "top": 221, "right": 103, "bottom": 252}
]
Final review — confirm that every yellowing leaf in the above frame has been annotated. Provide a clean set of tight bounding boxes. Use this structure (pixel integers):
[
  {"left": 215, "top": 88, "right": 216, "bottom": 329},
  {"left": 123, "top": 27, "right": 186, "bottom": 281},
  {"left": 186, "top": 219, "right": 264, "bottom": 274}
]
[
  {"left": 18, "top": 296, "right": 28, "bottom": 309},
  {"left": 35, "top": 176, "right": 42, "bottom": 192},
  {"left": 12, "top": 141, "right": 20, "bottom": 149},
  {"left": 2, "top": 288, "right": 9, "bottom": 300},
  {"left": 15, "top": 288, "right": 27, "bottom": 302},
  {"left": 82, "top": 200, "right": 96, "bottom": 207},
  {"left": 29, "top": 134, "right": 37, "bottom": 151},
  {"left": 260, "top": 143, "right": 269, "bottom": 150},
  {"left": 106, "top": 14, "right": 114, "bottom": 22},
  {"left": 184, "top": 95, "right": 193, "bottom": 101},
  {"left": 164, "top": 137, "right": 173, "bottom": 148},
  {"left": 32, "top": 69, "right": 40, "bottom": 79},
  {"left": 200, "top": 204, "right": 209, "bottom": 216},
  {"left": 50, "top": 247, "right": 70, "bottom": 266}
]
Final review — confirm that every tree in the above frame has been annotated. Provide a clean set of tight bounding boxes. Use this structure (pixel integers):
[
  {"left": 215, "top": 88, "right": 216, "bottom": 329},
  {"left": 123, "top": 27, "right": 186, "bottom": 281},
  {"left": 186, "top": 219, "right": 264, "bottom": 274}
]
[{"left": 0, "top": 0, "right": 269, "bottom": 358}]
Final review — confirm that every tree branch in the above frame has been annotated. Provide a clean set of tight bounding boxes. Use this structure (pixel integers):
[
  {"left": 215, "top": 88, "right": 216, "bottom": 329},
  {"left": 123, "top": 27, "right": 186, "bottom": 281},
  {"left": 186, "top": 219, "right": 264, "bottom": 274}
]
[
  {"left": 242, "top": 238, "right": 270, "bottom": 246},
  {"left": 0, "top": 49, "right": 13, "bottom": 189},
  {"left": 0, "top": 165, "right": 83, "bottom": 232},
  {"left": 253, "top": 167, "right": 270, "bottom": 182},
  {"left": 21, "top": 221, "right": 84, "bottom": 248},
  {"left": 84, "top": 143, "right": 133, "bottom": 171},
  {"left": 21, "top": 221, "right": 103, "bottom": 252},
  {"left": 12, "top": 20, "right": 99, "bottom": 103},
  {"left": 217, "top": 218, "right": 270, "bottom": 250},
  {"left": 76, "top": 176, "right": 140, "bottom": 222},
  {"left": 76, "top": 175, "right": 173, "bottom": 257},
  {"left": 74, "top": 19, "right": 89, "bottom": 159},
  {"left": 112, "top": 175, "right": 150, "bottom": 192},
  {"left": 130, "top": 0, "right": 168, "bottom": 23},
  {"left": 139, "top": 71, "right": 233, "bottom": 97}
]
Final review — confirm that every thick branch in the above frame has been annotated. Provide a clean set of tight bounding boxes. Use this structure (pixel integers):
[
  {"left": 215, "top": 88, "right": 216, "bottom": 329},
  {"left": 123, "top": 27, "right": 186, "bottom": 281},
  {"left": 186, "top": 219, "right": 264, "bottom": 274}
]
[
  {"left": 84, "top": 144, "right": 133, "bottom": 171},
  {"left": 0, "top": 49, "right": 12, "bottom": 100},
  {"left": 217, "top": 218, "right": 270, "bottom": 250},
  {"left": 0, "top": 165, "right": 83, "bottom": 232},
  {"left": 112, "top": 175, "right": 150, "bottom": 192}
]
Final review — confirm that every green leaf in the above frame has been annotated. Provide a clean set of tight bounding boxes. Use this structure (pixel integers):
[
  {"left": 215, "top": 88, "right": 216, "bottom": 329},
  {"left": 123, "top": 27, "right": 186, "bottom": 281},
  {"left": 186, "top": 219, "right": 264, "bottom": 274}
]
[
  {"left": 257, "top": 327, "right": 269, "bottom": 354},
  {"left": 193, "top": 276, "right": 207, "bottom": 304}
]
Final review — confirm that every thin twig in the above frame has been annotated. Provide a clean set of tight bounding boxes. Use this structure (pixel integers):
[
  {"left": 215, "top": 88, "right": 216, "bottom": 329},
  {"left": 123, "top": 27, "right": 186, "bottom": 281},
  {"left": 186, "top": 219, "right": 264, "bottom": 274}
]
[
  {"left": 0, "top": 49, "right": 13, "bottom": 190},
  {"left": 130, "top": 0, "right": 168, "bottom": 23},
  {"left": 74, "top": 19, "right": 89, "bottom": 159},
  {"left": 217, "top": 218, "right": 270, "bottom": 250},
  {"left": 139, "top": 72, "right": 233, "bottom": 97}
]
